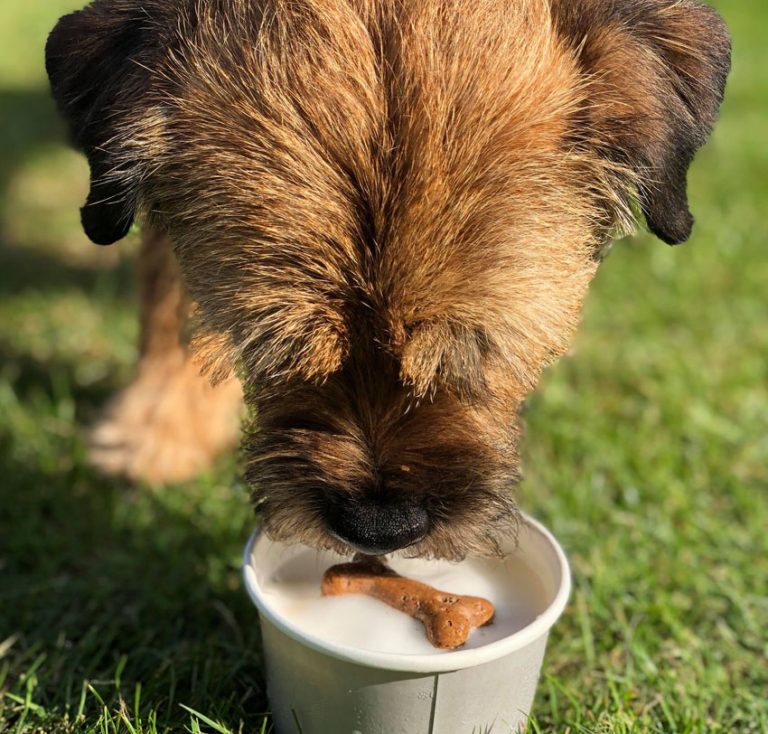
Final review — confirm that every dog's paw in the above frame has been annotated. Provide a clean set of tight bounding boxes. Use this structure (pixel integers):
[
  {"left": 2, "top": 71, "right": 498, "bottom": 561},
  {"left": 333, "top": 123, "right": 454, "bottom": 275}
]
[{"left": 88, "top": 356, "right": 243, "bottom": 484}]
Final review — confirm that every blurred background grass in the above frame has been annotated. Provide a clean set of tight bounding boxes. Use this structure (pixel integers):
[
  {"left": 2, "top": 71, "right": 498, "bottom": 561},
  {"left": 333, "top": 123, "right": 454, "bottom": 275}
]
[{"left": 0, "top": 2, "right": 766, "bottom": 733}]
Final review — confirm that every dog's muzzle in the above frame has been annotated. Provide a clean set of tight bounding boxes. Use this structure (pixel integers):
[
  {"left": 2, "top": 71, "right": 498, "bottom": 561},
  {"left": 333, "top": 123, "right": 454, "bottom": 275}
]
[{"left": 324, "top": 493, "right": 430, "bottom": 555}]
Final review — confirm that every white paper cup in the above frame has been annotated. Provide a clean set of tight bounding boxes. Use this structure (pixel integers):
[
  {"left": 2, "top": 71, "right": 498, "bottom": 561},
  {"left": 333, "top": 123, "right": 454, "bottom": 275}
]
[{"left": 243, "top": 514, "right": 570, "bottom": 734}]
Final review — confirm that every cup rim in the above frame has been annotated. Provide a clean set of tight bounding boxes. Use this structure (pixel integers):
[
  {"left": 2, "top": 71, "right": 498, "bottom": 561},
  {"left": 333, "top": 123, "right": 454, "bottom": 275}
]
[{"left": 242, "top": 513, "right": 571, "bottom": 673}]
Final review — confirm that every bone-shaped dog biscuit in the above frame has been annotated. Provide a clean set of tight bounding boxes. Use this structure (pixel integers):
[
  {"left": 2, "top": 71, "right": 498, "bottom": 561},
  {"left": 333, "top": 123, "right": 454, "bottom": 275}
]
[{"left": 321, "top": 557, "right": 495, "bottom": 649}]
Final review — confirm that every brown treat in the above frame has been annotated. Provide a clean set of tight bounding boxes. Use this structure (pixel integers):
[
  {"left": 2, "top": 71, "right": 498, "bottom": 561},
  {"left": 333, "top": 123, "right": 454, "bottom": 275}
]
[{"left": 321, "top": 557, "right": 494, "bottom": 650}]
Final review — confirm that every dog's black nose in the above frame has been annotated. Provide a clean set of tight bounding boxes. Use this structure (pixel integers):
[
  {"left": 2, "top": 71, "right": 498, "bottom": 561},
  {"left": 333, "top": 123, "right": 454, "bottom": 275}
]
[{"left": 324, "top": 493, "right": 430, "bottom": 555}]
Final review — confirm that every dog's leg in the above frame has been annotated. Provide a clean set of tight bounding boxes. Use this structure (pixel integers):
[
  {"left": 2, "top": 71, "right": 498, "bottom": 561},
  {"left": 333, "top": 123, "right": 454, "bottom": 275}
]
[{"left": 89, "top": 226, "right": 243, "bottom": 484}]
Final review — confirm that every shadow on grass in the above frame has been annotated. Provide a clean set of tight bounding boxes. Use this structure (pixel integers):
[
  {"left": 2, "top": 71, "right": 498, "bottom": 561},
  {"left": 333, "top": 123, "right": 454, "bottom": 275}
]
[
  {"left": 0, "top": 86, "right": 136, "bottom": 298},
  {"left": 0, "top": 86, "right": 136, "bottom": 304},
  {"left": 0, "top": 88, "right": 62, "bottom": 193},
  {"left": 0, "top": 100, "right": 268, "bottom": 724},
  {"left": 0, "top": 341, "right": 123, "bottom": 425},
  {"left": 0, "top": 237, "right": 135, "bottom": 299},
  {"left": 0, "top": 433, "right": 267, "bottom": 730}
]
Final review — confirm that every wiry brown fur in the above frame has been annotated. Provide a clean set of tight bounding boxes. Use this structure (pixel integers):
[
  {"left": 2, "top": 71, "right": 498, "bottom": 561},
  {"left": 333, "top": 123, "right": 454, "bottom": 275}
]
[{"left": 47, "top": 0, "right": 729, "bottom": 558}]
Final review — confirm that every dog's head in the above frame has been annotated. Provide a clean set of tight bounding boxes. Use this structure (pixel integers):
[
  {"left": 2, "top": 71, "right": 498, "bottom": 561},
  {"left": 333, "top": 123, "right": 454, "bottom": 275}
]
[{"left": 48, "top": 0, "right": 729, "bottom": 558}]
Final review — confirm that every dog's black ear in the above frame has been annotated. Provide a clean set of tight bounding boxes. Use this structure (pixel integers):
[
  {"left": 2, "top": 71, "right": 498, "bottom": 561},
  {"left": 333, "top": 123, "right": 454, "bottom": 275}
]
[
  {"left": 46, "top": 2, "right": 163, "bottom": 245},
  {"left": 554, "top": 0, "right": 731, "bottom": 244}
]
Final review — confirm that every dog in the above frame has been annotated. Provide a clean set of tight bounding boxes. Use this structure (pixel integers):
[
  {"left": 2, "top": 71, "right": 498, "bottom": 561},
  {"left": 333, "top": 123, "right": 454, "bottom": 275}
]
[{"left": 46, "top": 0, "right": 730, "bottom": 560}]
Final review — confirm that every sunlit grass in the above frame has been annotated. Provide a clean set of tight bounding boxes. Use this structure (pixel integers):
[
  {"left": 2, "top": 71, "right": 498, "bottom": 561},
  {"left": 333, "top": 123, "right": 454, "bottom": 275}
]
[{"left": 0, "top": 1, "right": 766, "bottom": 732}]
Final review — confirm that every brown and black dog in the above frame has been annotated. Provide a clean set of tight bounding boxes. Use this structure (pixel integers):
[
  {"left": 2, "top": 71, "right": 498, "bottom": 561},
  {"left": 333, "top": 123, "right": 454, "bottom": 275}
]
[{"left": 46, "top": 0, "right": 730, "bottom": 559}]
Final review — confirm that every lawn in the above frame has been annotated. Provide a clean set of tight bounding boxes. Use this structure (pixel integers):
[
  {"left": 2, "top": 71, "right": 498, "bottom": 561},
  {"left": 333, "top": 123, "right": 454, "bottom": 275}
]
[{"left": 0, "top": 2, "right": 766, "bottom": 733}]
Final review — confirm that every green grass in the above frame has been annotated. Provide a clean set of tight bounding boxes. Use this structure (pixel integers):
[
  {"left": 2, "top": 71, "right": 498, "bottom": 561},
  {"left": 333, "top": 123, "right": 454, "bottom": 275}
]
[{"left": 0, "top": 2, "right": 766, "bottom": 733}]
